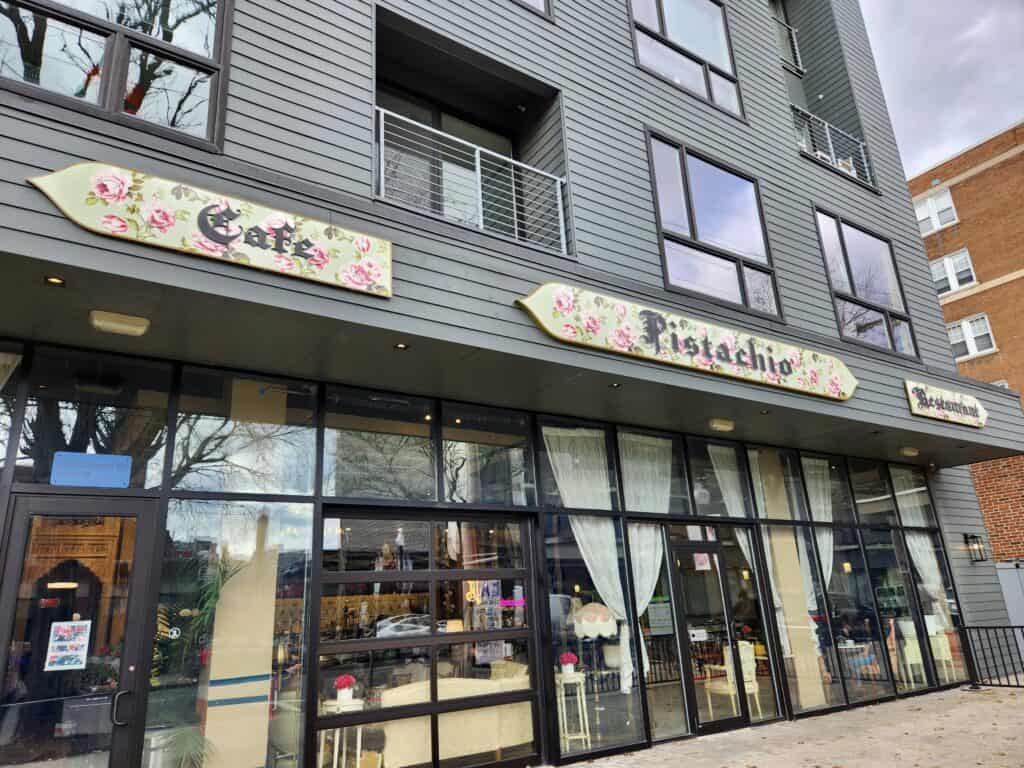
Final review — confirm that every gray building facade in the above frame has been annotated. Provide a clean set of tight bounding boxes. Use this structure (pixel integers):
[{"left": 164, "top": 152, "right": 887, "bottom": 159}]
[{"left": 0, "top": 1, "right": 1021, "bottom": 767}]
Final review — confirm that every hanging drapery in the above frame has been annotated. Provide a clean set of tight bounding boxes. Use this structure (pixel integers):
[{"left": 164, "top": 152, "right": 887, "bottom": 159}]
[
  {"left": 542, "top": 426, "right": 635, "bottom": 694},
  {"left": 802, "top": 457, "right": 834, "bottom": 585},
  {"left": 904, "top": 531, "right": 951, "bottom": 630},
  {"left": 891, "top": 467, "right": 931, "bottom": 527},
  {"left": 746, "top": 450, "right": 792, "bottom": 655}
]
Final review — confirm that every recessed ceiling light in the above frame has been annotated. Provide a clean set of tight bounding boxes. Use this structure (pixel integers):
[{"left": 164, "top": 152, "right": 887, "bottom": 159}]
[
  {"left": 47, "top": 581, "right": 78, "bottom": 590},
  {"left": 609, "top": 383, "right": 622, "bottom": 389},
  {"left": 708, "top": 418, "right": 735, "bottom": 433},
  {"left": 44, "top": 275, "right": 66, "bottom": 287},
  {"left": 89, "top": 310, "right": 150, "bottom": 337},
  {"left": 455, "top": 418, "right": 462, "bottom": 425},
  {"left": 760, "top": 409, "right": 771, "bottom": 415},
  {"left": 394, "top": 343, "right": 410, "bottom": 351},
  {"left": 900, "top": 446, "right": 920, "bottom": 458},
  {"left": 424, "top": 414, "right": 432, "bottom": 422}
]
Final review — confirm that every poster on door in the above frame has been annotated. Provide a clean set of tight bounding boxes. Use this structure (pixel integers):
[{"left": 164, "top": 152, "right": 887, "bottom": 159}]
[{"left": 44, "top": 621, "right": 92, "bottom": 672}]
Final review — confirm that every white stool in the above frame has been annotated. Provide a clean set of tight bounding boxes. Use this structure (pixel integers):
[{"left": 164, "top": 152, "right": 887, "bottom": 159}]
[
  {"left": 555, "top": 671, "right": 591, "bottom": 752},
  {"left": 319, "top": 698, "right": 365, "bottom": 768}
]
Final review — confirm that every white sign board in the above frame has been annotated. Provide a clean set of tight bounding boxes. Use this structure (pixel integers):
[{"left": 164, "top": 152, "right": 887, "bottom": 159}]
[
  {"left": 647, "top": 602, "right": 675, "bottom": 636},
  {"left": 44, "top": 621, "right": 91, "bottom": 672}
]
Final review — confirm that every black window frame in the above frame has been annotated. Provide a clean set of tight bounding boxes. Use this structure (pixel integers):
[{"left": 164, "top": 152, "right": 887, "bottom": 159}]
[
  {"left": 646, "top": 129, "right": 783, "bottom": 319},
  {"left": 628, "top": 0, "right": 745, "bottom": 120},
  {"left": 0, "top": 0, "right": 233, "bottom": 151},
  {"left": 813, "top": 206, "right": 918, "bottom": 359}
]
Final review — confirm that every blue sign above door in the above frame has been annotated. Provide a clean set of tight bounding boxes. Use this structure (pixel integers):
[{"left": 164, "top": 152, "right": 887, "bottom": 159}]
[{"left": 50, "top": 452, "right": 133, "bottom": 488}]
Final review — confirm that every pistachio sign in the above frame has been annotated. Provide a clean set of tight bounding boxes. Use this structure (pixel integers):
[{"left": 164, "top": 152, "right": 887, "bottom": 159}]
[
  {"left": 905, "top": 380, "right": 988, "bottom": 428},
  {"left": 518, "top": 283, "right": 858, "bottom": 401},
  {"left": 30, "top": 163, "right": 392, "bottom": 297}
]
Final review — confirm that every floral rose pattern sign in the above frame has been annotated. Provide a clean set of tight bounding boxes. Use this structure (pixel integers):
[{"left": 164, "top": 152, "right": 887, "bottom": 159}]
[
  {"left": 518, "top": 283, "right": 859, "bottom": 401},
  {"left": 905, "top": 380, "right": 988, "bottom": 428},
  {"left": 30, "top": 163, "right": 392, "bottom": 297}
]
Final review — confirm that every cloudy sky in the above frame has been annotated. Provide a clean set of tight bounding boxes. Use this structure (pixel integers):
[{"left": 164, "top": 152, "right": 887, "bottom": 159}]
[{"left": 860, "top": 0, "right": 1024, "bottom": 180}]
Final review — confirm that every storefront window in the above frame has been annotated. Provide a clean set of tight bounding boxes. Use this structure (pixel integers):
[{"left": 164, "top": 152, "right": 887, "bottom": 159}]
[
  {"left": 748, "top": 447, "right": 809, "bottom": 520},
  {"left": 800, "top": 455, "right": 857, "bottom": 525},
  {"left": 904, "top": 530, "right": 969, "bottom": 685},
  {"left": 890, "top": 465, "right": 938, "bottom": 527},
  {"left": 545, "top": 514, "right": 644, "bottom": 756},
  {"left": 539, "top": 424, "right": 617, "bottom": 510},
  {"left": 323, "top": 519, "right": 430, "bottom": 572},
  {"left": 173, "top": 368, "right": 317, "bottom": 494},
  {"left": 762, "top": 525, "right": 845, "bottom": 712},
  {"left": 438, "top": 702, "right": 535, "bottom": 767},
  {"left": 17, "top": 348, "right": 170, "bottom": 488},
  {"left": 442, "top": 403, "right": 535, "bottom": 505},
  {"left": 847, "top": 459, "right": 899, "bottom": 526},
  {"left": 687, "top": 439, "right": 752, "bottom": 518},
  {"left": 817, "top": 528, "right": 893, "bottom": 702},
  {"left": 618, "top": 431, "right": 691, "bottom": 515},
  {"left": 143, "top": 499, "right": 314, "bottom": 768},
  {"left": 317, "top": 647, "right": 431, "bottom": 715},
  {"left": 324, "top": 386, "right": 436, "bottom": 501},
  {"left": 319, "top": 582, "right": 430, "bottom": 642},
  {"left": 317, "top": 716, "right": 432, "bottom": 768},
  {"left": 435, "top": 520, "right": 524, "bottom": 569},
  {"left": 437, "top": 640, "right": 532, "bottom": 700},
  {"left": 0, "top": 345, "right": 22, "bottom": 469}
]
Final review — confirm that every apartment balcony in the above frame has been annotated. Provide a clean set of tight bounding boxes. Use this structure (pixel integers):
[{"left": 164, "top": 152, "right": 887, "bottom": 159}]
[
  {"left": 791, "top": 105, "right": 874, "bottom": 186},
  {"left": 773, "top": 16, "right": 803, "bottom": 72},
  {"left": 375, "top": 107, "right": 568, "bottom": 255}
]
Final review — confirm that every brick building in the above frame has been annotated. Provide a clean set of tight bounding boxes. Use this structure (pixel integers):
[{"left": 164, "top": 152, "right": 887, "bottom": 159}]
[{"left": 909, "top": 120, "right": 1024, "bottom": 618}]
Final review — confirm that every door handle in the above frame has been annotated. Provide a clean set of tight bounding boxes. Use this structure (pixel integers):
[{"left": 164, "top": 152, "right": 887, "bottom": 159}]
[{"left": 111, "top": 689, "right": 131, "bottom": 727}]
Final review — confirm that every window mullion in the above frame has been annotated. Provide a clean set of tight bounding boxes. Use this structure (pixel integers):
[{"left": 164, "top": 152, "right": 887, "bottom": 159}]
[{"left": 944, "top": 258, "right": 958, "bottom": 291}]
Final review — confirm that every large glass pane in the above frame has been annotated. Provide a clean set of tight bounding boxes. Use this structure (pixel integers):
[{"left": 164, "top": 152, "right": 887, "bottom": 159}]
[
  {"left": 324, "top": 387, "right": 435, "bottom": 501},
  {"left": 630, "top": 523, "right": 690, "bottom": 739},
  {"left": 618, "top": 431, "right": 690, "bottom": 515},
  {"left": 438, "top": 702, "right": 535, "bottom": 767},
  {"left": 317, "top": 716, "right": 431, "bottom": 768},
  {"left": 687, "top": 439, "right": 752, "bottom": 518},
  {"left": 665, "top": 239, "right": 742, "bottom": 304},
  {"left": 632, "top": 0, "right": 661, "bottom": 29},
  {"left": 848, "top": 459, "right": 899, "bottom": 526},
  {"left": 800, "top": 455, "right": 857, "bottom": 525},
  {"left": 686, "top": 154, "right": 767, "bottom": 263},
  {"left": 662, "top": 0, "right": 732, "bottom": 73},
  {"left": 143, "top": 500, "right": 313, "bottom": 768},
  {"left": 841, "top": 223, "right": 904, "bottom": 312},
  {"left": 836, "top": 299, "right": 891, "bottom": 351},
  {"left": 889, "top": 465, "right": 938, "bottom": 527},
  {"left": 0, "top": 6, "right": 106, "bottom": 101},
  {"left": 322, "top": 519, "right": 430, "bottom": 572},
  {"left": 317, "top": 647, "right": 430, "bottom": 715},
  {"left": 861, "top": 528, "right": 930, "bottom": 693},
  {"left": 904, "top": 531, "right": 969, "bottom": 685},
  {"left": 743, "top": 266, "right": 778, "bottom": 315},
  {"left": 762, "top": 525, "right": 846, "bottom": 712},
  {"left": 123, "top": 47, "right": 211, "bottom": 137},
  {"left": 636, "top": 30, "right": 707, "bottom": 97},
  {"left": 435, "top": 520, "right": 524, "bottom": 569},
  {"left": 437, "top": 639, "right": 531, "bottom": 700},
  {"left": 436, "top": 579, "right": 528, "bottom": 633},
  {"left": 319, "top": 582, "right": 430, "bottom": 642},
  {"left": 63, "top": 0, "right": 218, "bottom": 57},
  {"left": 891, "top": 317, "right": 916, "bottom": 356},
  {"left": 0, "top": 515, "right": 135, "bottom": 765},
  {"left": 650, "top": 138, "right": 691, "bottom": 237},
  {"left": 816, "top": 212, "right": 851, "bottom": 293},
  {"left": 817, "top": 528, "right": 893, "bottom": 702},
  {"left": 18, "top": 348, "right": 170, "bottom": 488},
  {"left": 545, "top": 515, "right": 644, "bottom": 756},
  {"left": 174, "top": 368, "right": 316, "bottom": 494},
  {"left": 748, "top": 447, "right": 809, "bottom": 520},
  {"left": 539, "top": 424, "right": 617, "bottom": 510},
  {"left": 0, "top": 345, "right": 22, "bottom": 470},
  {"left": 709, "top": 71, "right": 740, "bottom": 115},
  {"left": 719, "top": 526, "right": 778, "bottom": 721},
  {"left": 442, "top": 403, "right": 534, "bottom": 505}
]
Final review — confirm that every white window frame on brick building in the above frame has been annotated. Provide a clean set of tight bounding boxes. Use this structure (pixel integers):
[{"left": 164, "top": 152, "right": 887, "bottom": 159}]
[
  {"left": 916, "top": 188, "right": 958, "bottom": 235},
  {"left": 947, "top": 314, "right": 997, "bottom": 361},
  {"left": 992, "top": 380, "right": 1010, "bottom": 388},
  {"left": 930, "top": 249, "right": 977, "bottom": 296}
]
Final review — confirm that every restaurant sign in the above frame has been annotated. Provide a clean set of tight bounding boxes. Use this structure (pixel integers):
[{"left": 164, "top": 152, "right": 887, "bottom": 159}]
[
  {"left": 905, "top": 380, "right": 987, "bottom": 428},
  {"left": 30, "top": 163, "right": 392, "bottom": 297},
  {"left": 518, "top": 283, "right": 858, "bottom": 401}
]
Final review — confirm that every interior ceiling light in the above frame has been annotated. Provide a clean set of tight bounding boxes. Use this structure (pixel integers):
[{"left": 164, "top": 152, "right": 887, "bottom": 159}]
[
  {"left": 708, "top": 418, "right": 735, "bottom": 433},
  {"left": 89, "top": 310, "right": 150, "bottom": 337},
  {"left": 44, "top": 275, "right": 66, "bottom": 287},
  {"left": 900, "top": 447, "right": 920, "bottom": 458},
  {"left": 394, "top": 343, "right": 410, "bottom": 351},
  {"left": 47, "top": 581, "right": 79, "bottom": 590}
]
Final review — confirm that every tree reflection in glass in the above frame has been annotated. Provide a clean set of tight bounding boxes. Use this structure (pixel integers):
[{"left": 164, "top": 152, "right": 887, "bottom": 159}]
[{"left": 63, "top": 0, "right": 218, "bottom": 56}]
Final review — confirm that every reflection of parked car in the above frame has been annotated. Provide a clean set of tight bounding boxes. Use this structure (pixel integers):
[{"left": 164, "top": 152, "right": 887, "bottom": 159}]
[{"left": 377, "top": 614, "right": 431, "bottom": 638}]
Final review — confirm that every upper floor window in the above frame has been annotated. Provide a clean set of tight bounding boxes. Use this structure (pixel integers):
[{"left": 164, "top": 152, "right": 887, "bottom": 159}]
[
  {"left": 930, "top": 249, "right": 976, "bottom": 296},
  {"left": 948, "top": 315, "right": 995, "bottom": 360},
  {"left": 631, "top": 0, "right": 742, "bottom": 116},
  {"left": 0, "top": 0, "right": 225, "bottom": 145},
  {"left": 915, "top": 189, "right": 957, "bottom": 235},
  {"left": 511, "top": 0, "right": 549, "bottom": 13},
  {"left": 815, "top": 210, "right": 916, "bottom": 356},
  {"left": 649, "top": 134, "right": 779, "bottom": 315},
  {"left": 992, "top": 379, "right": 1010, "bottom": 388}
]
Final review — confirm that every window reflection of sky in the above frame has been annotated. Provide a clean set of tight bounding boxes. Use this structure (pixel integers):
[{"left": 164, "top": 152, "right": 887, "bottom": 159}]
[
  {"left": 687, "top": 155, "right": 767, "bottom": 262},
  {"left": 666, "top": 240, "right": 741, "bottom": 303}
]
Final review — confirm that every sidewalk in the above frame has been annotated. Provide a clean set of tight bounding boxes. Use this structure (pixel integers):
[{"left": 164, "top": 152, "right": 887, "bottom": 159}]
[{"left": 582, "top": 687, "right": 1024, "bottom": 768}]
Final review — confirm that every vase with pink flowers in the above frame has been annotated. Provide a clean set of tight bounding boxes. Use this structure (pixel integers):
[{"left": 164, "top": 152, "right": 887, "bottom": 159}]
[
  {"left": 334, "top": 674, "right": 357, "bottom": 706},
  {"left": 559, "top": 652, "right": 578, "bottom": 675}
]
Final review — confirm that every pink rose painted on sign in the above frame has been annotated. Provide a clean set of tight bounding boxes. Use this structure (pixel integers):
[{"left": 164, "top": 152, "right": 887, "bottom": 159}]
[
  {"left": 610, "top": 325, "right": 636, "bottom": 351},
  {"left": 553, "top": 289, "right": 575, "bottom": 316},
  {"left": 92, "top": 170, "right": 130, "bottom": 203},
  {"left": 694, "top": 354, "right": 714, "bottom": 370},
  {"left": 808, "top": 369, "right": 820, "bottom": 386},
  {"left": 145, "top": 203, "right": 177, "bottom": 234},
  {"left": 764, "top": 371, "right": 781, "bottom": 385},
  {"left": 562, "top": 323, "right": 578, "bottom": 339},
  {"left": 274, "top": 254, "right": 296, "bottom": 272},
  {"left": 262, "top": 214, "right": 295, "bottom": 234},
  {"left": 191, "top": 231, "right": 228, "bottom": 256},
  {"left": 354, "top": 236, "right": 373, "bottom": 255},
  {"left": 614, "top": 303, "right": 627, "bottom": 320},
  {"left": 788, "top": 350, "right": 802, "bottom": 370},
  {"left": 827, "top": 374, "right": 842, "bottom": 398},
  {"left": 341, "top": 260, "right": 383, "bottom": 290},
  {"left": 306, "top": 243, "right": 330, "bottom": 271},
  {"left": 584, "top": 313, "right": 602, "bottom": 335},
  {"left": 100, "top": 215, "right": 128, "bottom": 235}
]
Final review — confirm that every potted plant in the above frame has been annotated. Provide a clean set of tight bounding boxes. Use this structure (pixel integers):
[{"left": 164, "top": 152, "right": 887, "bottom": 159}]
[
  {"left": 334, "top": 674, "right": 357, "bottom": 706},
  {"left": 559, "top": 652, "right": 578, "bottom": 675}
]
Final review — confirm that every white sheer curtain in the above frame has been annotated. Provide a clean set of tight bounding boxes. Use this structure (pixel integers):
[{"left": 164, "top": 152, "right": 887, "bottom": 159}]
[
  {"left": 802, "top": 457, "right": 834, "bottom": 586},
  {"left": 542, "top": 426, "right": 635, "bottom": 694},
  {"left": 891, "top": 467, "right": 932, "bottom": 527},
  {"left": 708, "top": 443, "right": 753, "bottom": 567},
  {"left": 904, "top": 532, "right": 950, "bottom": 628}
]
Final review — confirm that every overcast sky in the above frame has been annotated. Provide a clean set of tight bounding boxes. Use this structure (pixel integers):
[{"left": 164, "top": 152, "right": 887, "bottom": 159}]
[{"left": 860, "top": 0, "right": 1024, "bottom": 180}]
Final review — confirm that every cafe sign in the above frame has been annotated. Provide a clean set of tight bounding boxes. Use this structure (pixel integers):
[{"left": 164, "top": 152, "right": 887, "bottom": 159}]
[
  {"left": 30, "top": 163, "right": 392, "bottom": 297},
  {"left": 905, "top": 380, "right": 987, "bottom": 428},
  {"left": 518, "top": 283, "right": 858, "bottom": 401}
]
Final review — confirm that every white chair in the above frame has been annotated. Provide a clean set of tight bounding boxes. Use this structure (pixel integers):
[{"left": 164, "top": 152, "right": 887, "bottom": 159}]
[
  {"left": 704, "top": 641, "right": 762, "bottom": 719},
  {"left": 897, "top": 619, "right": 925, "bottom": 686}
]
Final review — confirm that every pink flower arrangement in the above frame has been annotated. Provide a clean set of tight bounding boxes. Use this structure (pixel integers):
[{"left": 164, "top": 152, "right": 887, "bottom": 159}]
[
  {"left": 91, "top": 170, "right": 130, "bottom": 203},
  {"left": 827, "top": 374, "right": 842, "bottom": 398},
  {"left": 584, "top": 313, "right": 602, "bottom": 335},
  {"left": 333, "top": 674, "right": 357, "bottom": 691},
  {"left": 559, "top": 652, "right": 578, "bottom": 666},
  {"left": 764, "top": 371, "right": 781, "bottom": 384},
  {"left": 694, "top": 354, "right": 714, "bottom": 370},
  {"left": 145, "top": 203, "right": 176, "bottom": 234},
  {"left": 191, "top": 231, "right": 228, "bottom": 256},
  {"left": 274, "top": 254, "right": 296, "bottom": 272},
  {"left": 610, "top": 325, "right": 636, "bottom": 351},
  {"left": 808, "top": 369, "right": 820, "bottom": 386},
  {"left": 553, "top": 288, "right": 575, "bottom": 316},
  {"left": 341, "top": 259, "right": 383, "bottom": 289},
  {"left": 354, "top": 235, "right": 373, "bottom": 255},
  {"left": 788, "top": 350, "right": 802, "bottom": 370},
  {"left": 262, "top": 214, "right": 294, "bottom": 234},
  {"left": 100, "top": 215, "right": 128, "bottom": 235},
  {"left": 561, "top": 323, "right": 578, "bottom": 339},
  {"left": 305, "top": 243, "right": 330, "bottom": 271}
]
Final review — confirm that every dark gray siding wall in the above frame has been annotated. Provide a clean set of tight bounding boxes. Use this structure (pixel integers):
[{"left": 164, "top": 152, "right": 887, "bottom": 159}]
[
  {"left": 519, "top": 96, "right": 566, "bottom": 179},
  {"left": 932, "top": 466, "right": 1011, "bottom": 627}
]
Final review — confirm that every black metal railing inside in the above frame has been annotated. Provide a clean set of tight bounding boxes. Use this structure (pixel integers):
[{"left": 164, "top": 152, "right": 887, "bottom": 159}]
[{"left": 962, "top": 626, "right": 1024, "bottom": 688}]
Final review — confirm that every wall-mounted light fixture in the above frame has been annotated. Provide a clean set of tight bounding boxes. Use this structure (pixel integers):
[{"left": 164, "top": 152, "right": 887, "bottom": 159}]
[{"left": 964, "top": 533, "right": 988, "bottom": 563}]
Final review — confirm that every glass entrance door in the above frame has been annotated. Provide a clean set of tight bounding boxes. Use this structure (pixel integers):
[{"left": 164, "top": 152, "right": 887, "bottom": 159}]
[{"left": 0, "top": 495, "right": 158, "bottom": 768}]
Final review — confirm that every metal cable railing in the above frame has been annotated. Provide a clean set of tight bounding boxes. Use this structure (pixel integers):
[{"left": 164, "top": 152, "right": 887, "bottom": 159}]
[
  {"left": 791, "top": 104, "right": 874, "bottom": 185},
  {"left": 773, "top": 17, "right": 803, "bottom": 71},
  {"left": 376, "top": 107, "right": 568, "bottom": 254}
]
